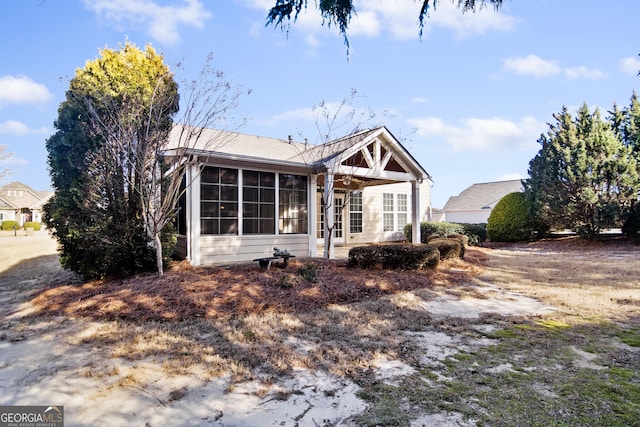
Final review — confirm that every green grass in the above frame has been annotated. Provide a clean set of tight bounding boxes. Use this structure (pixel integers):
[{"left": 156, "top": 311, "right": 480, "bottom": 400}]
[{"left": 350, "top": 319, "right": 640, "bottom": 426}]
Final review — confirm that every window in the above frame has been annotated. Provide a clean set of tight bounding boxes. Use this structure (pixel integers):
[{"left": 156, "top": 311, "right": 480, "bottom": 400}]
[
  {"left": 349, "top": 191, "right": 363, "bottom": 233},
  {"left": 383, "top": 193, "right": 394, "bottom": 232},
  {"left": 397, "top": 193, "right": 408, "bottom": 231},
  {"left": 242, "top": 170, "right": 275, "bottom": 234},
  {"left": 279, "top": 174, "right": 308, "bottom": 234},
  {"left": 200, "top": 166, "right": 238, "bottom": 235},
  {"left": 177, "top": 175, "right": 187, "bottom": 235}
]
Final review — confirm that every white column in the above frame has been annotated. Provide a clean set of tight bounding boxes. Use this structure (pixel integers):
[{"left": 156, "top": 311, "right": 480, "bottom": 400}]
[
  {"left": 190, "top": 163, "right": 201, "bottom": 265},
  {"left": 324, "top": 172, "right": 335, "bottom": 258},
  {"left": 308, "top": 174, "right": 318, "bottom": 257},
  {"left": 411, "top": 180, "right": 421, "bottom": 244}
]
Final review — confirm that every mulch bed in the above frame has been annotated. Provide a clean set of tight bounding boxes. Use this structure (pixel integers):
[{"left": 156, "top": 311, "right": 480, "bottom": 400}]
[{"left": 29, "top": 250, "right": 487, "bottom": 322}]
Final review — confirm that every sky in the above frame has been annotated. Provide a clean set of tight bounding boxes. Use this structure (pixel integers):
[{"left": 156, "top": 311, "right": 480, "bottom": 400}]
[{"left": 1, "top": 0, "right": 639, "bottom": 208}]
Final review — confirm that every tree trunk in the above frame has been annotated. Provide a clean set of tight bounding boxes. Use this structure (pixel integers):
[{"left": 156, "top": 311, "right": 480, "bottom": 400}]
[{"left": 154, "top": 232, "right": 164, "bottom": 277}]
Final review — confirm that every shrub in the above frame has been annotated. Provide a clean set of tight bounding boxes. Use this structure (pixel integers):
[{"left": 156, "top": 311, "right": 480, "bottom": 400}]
[
  {"left": 23, "top": 221, "right": 42, "bottom": 231},
  {"left": 622, "top": 204, "right": 640, "bottom": 244},
  {"left": 1, "top": 220, "right": 19, "bottom": 231},
  {"left": 277, "top": 273, "right": 301, "bottom": 289},
  {"left": 447, "top": 233, "right": 469, "bottom": 246},
  {"left": 298, "top": 263, "right": 319, "bottom": 282},
  {"left": 429, "top": 238, "right": 463, "bottom": 260},
  {"left": 348, "top": 244, "right": 440, "bottom": 270},
  {"left": 459, "top": 223, "right": 487, "bottom": 246},
  {"left": 486, "top": 192, "right": 534, "bottom": 242},
  {"left": 403, "top": 222, "right": 465, "bottom": 243}
]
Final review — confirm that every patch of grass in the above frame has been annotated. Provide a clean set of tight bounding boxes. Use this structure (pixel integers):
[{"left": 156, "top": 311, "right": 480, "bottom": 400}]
[
  {"left": 618, "top": 328, "right": 640, "bottom": 347},
  {"left": 536, "top": 319, "right": 571, "bottom": 330},
  {"left": 354, "top": 380, "right": 420, "bottom": 427}
]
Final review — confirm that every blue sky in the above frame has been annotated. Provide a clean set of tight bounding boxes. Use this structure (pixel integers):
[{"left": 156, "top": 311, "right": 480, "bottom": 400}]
[{"left": 1, "top": 0, "right": 639, "bottom": 208}]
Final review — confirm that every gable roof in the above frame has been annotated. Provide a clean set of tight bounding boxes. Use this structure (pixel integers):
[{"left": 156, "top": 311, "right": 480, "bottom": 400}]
[
  {"left": 0, "top": 181, "right": 53, "bottom": 210},
  {"left": 443, "top": 179, "right": 524, "bottom": 211},
  {"left": 164, "top": 125, "right": 431, "bottom": 183}
]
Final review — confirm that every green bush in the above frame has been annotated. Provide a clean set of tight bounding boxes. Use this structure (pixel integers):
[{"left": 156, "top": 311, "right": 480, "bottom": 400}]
[
  {"left": 429, "top": 238, "right": 464, "bottom": 260},
  {"left": 486, "top": 192, "right": 534, "bottom": 242},
  {"left": 459, "top": 223, "right": 487, "bottom": 246},
  {"left": 447, "top": 233, "right": 469, "bottom": 246},
  {"left": 404, "top": 221, "right": 486, "bottom": 246},
  {"left": 403, "top": 222, "right": 465, "bottom": 243},
  {"left": 348, "top": 244, "right": 440, "bottom": 270},
  {"left": 23, "top": 221, "right": 42, "bottom": 231},
  {"left": 622, "top": 204, "right": 640, "bottom": 244},
  {"left": 1, "top": 220, "right": 19, "bottom": 231},
  {"left": 298, "top": 263, "right": 319, "bottom": 282}
]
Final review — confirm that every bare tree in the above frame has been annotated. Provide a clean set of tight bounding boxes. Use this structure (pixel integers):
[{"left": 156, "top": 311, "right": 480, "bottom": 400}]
[
  {"left": 84, "top": 54, "right": 247, "bottom": 276},
  {"left": 0, "top": 144, "right": 15, "bottom": 183},
  {"left": 296, "top": 90, "right": 380, "bottom": 259}
]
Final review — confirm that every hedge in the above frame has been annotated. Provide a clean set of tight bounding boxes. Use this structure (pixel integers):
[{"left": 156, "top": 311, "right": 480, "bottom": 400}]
[
  {"left": 0, "top": 220, "right": 19, "bottom": 231},
  {"left": 23, "top": 221, "right": 42, "bottom": 231},
  {"left": 428, "top": 238, "right": 464, "bottom": 260},
  {"left": 348, "top": 244, "right": 440, "bottom": 270},
  {"left": 404, "top": 221, "right": 486, "bottom": 246}
]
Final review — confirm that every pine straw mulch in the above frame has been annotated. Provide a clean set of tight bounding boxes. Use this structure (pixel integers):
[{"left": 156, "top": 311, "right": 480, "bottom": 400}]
[{"left": 29, "top": 250, "right": 487, "bottom": 322}]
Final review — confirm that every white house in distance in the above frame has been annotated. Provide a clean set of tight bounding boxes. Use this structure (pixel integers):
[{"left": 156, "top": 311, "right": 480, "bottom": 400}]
[
  {"left": 163, "top": 125, "right": 433, "bottom": 266},
  {"left": 0, "top": 181, "right": 53, "bottom": 226},
  {"left": 441, "top": 179, "right": 524, "bottom": 224}
]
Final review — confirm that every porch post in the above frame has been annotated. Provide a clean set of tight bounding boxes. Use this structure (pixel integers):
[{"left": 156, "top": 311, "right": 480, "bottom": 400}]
[
  {"left": 308, "top": 174, "right": 318, "bottom": 257},
  {"left": 189, "top": 162, "right": 201, "bottom": 266},
  {"left": 324, "top": 172, "right": 335, "bottom": 259},
  {"left": 411, "top": 180, "right": 421, "bottom": 244}
]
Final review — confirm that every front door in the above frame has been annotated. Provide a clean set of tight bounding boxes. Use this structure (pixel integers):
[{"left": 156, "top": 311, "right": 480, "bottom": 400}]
[
  {"left": 317, "top": 193, "right": 345, "bottom": 244},
  {"left": 334, "top": 195, "right": 345, "bottom": 244}
]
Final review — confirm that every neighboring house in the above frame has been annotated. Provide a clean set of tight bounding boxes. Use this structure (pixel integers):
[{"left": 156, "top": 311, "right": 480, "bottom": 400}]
[
  {"left": 0, "top": 181, "right": 53, "bottom": 226},
  {"left": 163, "top": 125, "right": 433, "bottom": 265},
  {"left": 441, "top": 179, "right": 524, "bottom": 224}
]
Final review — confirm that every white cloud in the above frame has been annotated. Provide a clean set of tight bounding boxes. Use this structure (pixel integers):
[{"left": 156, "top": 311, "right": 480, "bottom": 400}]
[
  {"left": 503, "top": 55, "right": 562, "bottom": 78},
  {"left": 425, "top": 0, "right": 516, "bottom": 39},
  {"left": 503, "top": 55, "right": 605, "bottom": 80},
  {"left": 244, "top": 0, "right": 515, "bottom": 46},
  {"left": 0, "top": 120, "right": 48, "bottom": 135},
  {"left": 0, "top": 155, "right": 27, "bottom": 166},
  {"left": 619, "top": 56, "right": 640, "bottom": 75},
  {"left": 0, "top": 76, "right": 52, "bottom": 107},
  {"left": 408, "top": 115, "right": 545, "bottom": 152},
  {"left": 82, "top": 0, "right": 211, "bottom": 45},
  {"left": 350, "top": 0, "right": 516, "bottom": 40},
  {"left": 565, "top": 66, "right": 606, "bottom": 80}
]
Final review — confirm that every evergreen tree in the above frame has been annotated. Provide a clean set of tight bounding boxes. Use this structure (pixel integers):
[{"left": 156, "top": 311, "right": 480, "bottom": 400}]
[
  {"left": 611, "top": 91, "right": 640, "bottom": 240},
  {"left": 44, "top": 43, "right": 179, "bottom": 279},
  {"left": 526, "top": 103, "right": 639, "bottom": 238}
]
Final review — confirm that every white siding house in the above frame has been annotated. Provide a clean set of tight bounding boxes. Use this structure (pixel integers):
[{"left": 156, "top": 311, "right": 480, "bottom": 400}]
[
  {"left": 163, "top": 125, "right": 433, "bottom": 265},
  {"left": 0, "top": 181, "right": 53, "bottom": 226},
  {"left": 441, "top": 179, "right": 524, "bottom": 224}
]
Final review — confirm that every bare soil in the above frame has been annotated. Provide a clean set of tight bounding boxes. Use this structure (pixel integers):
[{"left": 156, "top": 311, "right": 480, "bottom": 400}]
[{"left": 0, "top": 231, "right": 638, "bottom": 426}]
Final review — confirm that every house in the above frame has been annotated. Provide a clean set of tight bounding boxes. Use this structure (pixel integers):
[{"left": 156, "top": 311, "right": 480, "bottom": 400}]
[
  {"left": 441, "top": 179, "right": 524, "bottom": 224},
  {"left": 163, "top": 125, "right": 433, "bottom": 265},
  {"left": 0, "top": 181, "right": 53, "bottom": 226}
]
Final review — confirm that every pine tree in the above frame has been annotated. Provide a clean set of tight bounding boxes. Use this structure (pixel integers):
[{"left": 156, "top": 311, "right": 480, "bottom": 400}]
[{"left": 526, "top": 103, "right": 639, "bottom": 238}]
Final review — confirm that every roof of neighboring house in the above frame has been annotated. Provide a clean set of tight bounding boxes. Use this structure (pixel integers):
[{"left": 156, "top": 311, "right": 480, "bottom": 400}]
[
  {"left": 443, "top": 179, "right": 524, "bottom": 211},
  {"left": 0, "top": 181, "right": 53, "bottom": 210}
]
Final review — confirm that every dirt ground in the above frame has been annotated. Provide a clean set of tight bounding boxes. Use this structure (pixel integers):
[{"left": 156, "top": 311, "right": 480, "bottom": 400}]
[{"left": 0, "top": 231, "right": 638, "bottom": 426}]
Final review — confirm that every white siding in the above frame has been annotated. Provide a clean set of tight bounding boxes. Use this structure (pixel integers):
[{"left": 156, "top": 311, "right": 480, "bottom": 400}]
[
  {"left": 444, "top": 210, "right": 491, "bottom": 224},
  {"left": 342, "top": 181, "right": 431, "bottom": 245},
  {"left": 198, "top": 235, "right": 309, "bottom": 265}
]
